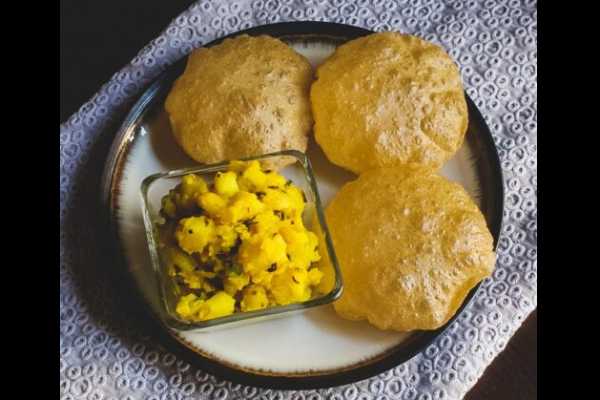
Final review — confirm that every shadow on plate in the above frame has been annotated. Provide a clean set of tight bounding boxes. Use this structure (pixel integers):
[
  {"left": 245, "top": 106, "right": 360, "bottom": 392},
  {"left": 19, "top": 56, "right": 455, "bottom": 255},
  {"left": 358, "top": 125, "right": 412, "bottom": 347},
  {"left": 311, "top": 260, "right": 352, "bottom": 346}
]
[{"left": 147, "top": 108, "right": 197, "bottom": 170}]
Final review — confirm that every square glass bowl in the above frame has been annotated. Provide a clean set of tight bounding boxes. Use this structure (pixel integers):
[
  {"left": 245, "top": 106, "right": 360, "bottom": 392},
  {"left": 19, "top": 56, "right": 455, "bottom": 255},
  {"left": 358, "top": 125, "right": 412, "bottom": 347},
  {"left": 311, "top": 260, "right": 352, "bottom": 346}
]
[{"left": 140, "top": 150, "right": 343, "bottom": 332}]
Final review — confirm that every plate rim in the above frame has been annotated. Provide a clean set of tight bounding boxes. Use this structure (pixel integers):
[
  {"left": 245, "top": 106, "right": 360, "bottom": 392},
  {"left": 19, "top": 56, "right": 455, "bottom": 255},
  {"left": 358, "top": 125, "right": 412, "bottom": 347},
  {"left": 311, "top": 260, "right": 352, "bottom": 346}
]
[{"left": 100, "top": 21, "right": 505, "bottom": 390}]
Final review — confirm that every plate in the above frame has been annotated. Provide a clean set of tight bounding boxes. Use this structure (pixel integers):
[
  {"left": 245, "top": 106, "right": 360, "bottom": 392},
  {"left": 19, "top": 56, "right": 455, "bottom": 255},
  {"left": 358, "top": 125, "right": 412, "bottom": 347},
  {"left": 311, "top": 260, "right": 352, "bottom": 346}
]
[{"left": 101, "top": 21, "right": 504, "bottom": 389}]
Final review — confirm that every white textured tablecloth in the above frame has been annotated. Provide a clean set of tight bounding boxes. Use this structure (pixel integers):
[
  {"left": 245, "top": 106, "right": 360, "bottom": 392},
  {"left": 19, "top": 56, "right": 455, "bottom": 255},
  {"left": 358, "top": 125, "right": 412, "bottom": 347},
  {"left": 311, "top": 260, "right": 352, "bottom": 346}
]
[{"left": 59, "top": 1, "right": 537, "bottom": 399}]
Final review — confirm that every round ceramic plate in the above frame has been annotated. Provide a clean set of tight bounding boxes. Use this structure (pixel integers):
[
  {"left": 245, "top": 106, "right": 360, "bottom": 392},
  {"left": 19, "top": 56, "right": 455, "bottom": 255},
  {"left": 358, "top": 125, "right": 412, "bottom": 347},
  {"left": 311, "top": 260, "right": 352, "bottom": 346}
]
[{"left": 101, "top": 22, "right": 504, "bottom": 389}]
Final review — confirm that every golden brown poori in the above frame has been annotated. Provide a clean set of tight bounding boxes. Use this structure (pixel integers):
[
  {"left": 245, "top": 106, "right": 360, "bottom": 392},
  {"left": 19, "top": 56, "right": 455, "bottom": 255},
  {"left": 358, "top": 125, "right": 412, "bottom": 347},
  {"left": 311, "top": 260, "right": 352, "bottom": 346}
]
[
  {"left": 317, "top": 166, "right": 495, "bottom": 331},
  {"left": 165, "top": 34, "right": 313, "bottom": 169},
  {"left": 311, "top": 32, "right": 468, "bottom": 174}
]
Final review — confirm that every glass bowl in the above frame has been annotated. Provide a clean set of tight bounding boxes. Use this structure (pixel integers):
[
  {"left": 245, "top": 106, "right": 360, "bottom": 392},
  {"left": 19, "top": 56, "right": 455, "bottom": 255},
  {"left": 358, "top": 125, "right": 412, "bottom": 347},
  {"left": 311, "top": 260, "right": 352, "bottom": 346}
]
[{"left": 140, "top": 150, "right": 343, "bottom": 332}]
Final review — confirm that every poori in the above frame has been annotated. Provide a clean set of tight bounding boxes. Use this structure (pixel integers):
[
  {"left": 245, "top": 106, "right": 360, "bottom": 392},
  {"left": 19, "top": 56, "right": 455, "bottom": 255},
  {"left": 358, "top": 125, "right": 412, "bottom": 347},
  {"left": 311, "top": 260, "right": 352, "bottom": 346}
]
[
  {"left": 311, "top": 32, "right": 468, "bottom": 173},
  {"left": 318, "top": 166, "right": 495, "bottom": 331},
  {"left": 165, "top": 34, "right": 313, "bottom": 169}
]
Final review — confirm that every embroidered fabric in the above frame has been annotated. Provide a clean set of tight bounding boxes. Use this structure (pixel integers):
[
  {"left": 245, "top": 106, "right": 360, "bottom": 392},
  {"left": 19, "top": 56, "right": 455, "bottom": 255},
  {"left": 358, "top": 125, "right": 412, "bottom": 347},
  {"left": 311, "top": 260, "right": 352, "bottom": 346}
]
[{"left": 60, "top": 1, "right": 537, "bottom": 399}]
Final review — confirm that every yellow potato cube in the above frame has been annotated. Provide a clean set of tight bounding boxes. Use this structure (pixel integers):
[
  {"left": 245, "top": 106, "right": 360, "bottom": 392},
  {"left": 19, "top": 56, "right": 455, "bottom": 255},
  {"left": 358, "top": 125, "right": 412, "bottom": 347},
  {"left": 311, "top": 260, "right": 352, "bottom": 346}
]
[
  {"left": 285, "top": 186, "right": 306, "bottom": 214},
  {"left": 175, "top": 293, "right": 204, "bottom": 319},
  {"left": 262, "top": 188, "right": 293, "bottom": 213},
  {"left": 250, "top": 269, "right": 276, "bottom": 287},
  {"left": 214, "top": 224, "right": 239, "bottom": 252},
  {"left": 271, "top": 267, "right": 311, "bottom": 305},
  {"left": 239, "top": 160, "right": 268, "bottom": 192},
  {"left": 175, "top": 216, "right": 215, "bottom": 254},
  {"left": 224, "top": 273, "right": 250, "bottom": 296},
  {"left": 308, "top": 268, "right": 324, "bottom": 286},
  {"left": 198, "top": 192, "right": 227, "bottom": 216},
  {"left": 219, "top": 191, "right": 265, "bottom": 223},
  {"left": 264, "top": 171, "right": 287, "bottom": 188},
  {"left": 160, "top": 246, "right": 198, "bottom": 274},
  {"left": 280, "top": 226, "right": 308, "bottom": 247},
  {"left": 241, "top": 285, "right": 269, "bottom": 312},
  {"left": 239, "top": 233, "right": 288, "bottom": 277},
  {"left": 214, "top": 171, "right": 239, "bottom": 197},
  {"left": 280, "top": 226, "right": 320, "bottom": 269},
  {"left": 181, "top": 174, "right": 208, "bottom": 196},
  {"left": 251, "top": 211, "right": 281, "bottom": 235},
  {"left": 179, "top": 270, "right": 204, "bottom": 289},
  {"left": 197, "top": 291, "right": 236, "bottom": 320}
]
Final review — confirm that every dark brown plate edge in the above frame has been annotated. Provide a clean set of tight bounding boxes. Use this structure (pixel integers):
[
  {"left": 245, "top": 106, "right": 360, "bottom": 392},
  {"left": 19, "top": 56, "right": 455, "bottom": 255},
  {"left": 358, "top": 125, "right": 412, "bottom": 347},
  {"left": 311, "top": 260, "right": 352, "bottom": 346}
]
[{"left": 99, "top": 21, "right": 505, "bottom": 390}]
